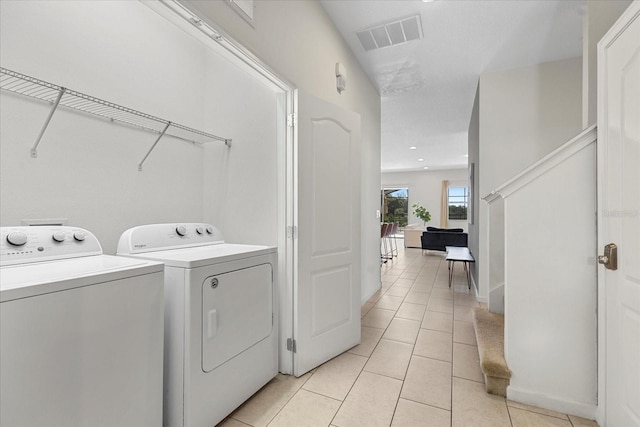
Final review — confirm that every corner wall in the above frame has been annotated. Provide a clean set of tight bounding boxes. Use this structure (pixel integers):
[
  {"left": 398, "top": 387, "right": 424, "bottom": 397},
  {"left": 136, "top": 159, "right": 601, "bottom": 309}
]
[
  {"left": 467, "top": 84, "right": 480, "bottom": 286},
  {"left": 477, "top": 57, "right": 583, "bottom": 300}
]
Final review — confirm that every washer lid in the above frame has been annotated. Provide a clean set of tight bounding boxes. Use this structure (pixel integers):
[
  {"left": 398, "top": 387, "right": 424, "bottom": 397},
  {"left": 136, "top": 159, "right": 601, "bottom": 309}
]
[
  {"left": 120, "top": 243, "right": 276, "bottom": 269},
  {"left": 0, "top": 255, "right": 163, "bottom": 302}
]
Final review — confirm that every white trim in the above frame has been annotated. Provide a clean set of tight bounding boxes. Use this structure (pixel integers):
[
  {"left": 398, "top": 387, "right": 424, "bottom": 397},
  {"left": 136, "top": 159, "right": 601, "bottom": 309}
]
[
  {"left": 482, "top": 191, "right": 502, "bottom": 204},
  {"left": 471, "top": 273, "right": 487, "bottom": 303},
  {"left": 595, "top": 2, "right": 640, "bottom": 425},
  {"left": 159, "top": 1, "right": 293, "bottom": 91},
  {"left": 361, "top": 283, "right": 382, "bottom": 305},
  {"left": 488, "top": 283, "right": 504, "bottom": 314},
  {"left": 482, "top": 125, "right": 597, "bottom": 202},
  {"left": 507, "top": 386, "right": 597, "bottom": 420},
  {"left": 225, "top": 0, "right": 254, "bottom": 27}
]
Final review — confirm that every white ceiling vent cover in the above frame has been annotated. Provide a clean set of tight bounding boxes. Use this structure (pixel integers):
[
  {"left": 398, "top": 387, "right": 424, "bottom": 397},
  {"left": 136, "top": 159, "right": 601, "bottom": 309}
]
[{"left": 356, "top": 15, "right": 423, "bottom": 52}]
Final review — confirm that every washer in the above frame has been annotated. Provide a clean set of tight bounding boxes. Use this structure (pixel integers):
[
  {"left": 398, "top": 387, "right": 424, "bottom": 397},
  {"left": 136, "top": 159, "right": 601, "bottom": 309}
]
[
  {"left": 0, "top": 226, "right": 164, "bottom": 427},
  {"left": 117, "top": 223, "right": 278, "bottom": 427}
]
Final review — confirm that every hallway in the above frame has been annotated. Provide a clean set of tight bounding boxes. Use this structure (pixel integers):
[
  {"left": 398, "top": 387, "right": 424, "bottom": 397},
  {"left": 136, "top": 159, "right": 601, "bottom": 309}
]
[{"left": 219, "top": 245, "right": 599, "bottom": 427}]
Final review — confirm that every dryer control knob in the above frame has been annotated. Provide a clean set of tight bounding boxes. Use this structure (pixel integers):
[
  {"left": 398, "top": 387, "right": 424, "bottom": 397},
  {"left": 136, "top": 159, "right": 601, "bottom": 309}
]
[
  {"left": 6, "top": 231, "right": 28, "bottom": 246},
  {"left": 196, "top": 226, "right": 204, "bottom": 235},
  {"left": 205, "top": 226, "right": 214, "bottom": 235},
  {"left": 52, "top": 231, "right": 66, "bottom": 242},
  {"left": 176, "top": 225, "right": 187, "bottom": 236},
  {"left": 73, "top": 231, "right": 86, "bottom": 241}
]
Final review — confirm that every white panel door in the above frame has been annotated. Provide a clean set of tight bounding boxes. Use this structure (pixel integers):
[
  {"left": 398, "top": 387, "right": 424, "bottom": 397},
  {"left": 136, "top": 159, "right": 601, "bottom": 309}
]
[
  {"left": 598, "top": 3, "right": 640, "bottom": 426},
  {"left": 293, "top": 90, "right": 361, "bottom": 376}
]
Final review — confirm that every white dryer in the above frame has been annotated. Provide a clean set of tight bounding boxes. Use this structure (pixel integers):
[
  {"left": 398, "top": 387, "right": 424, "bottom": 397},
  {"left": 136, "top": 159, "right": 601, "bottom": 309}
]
[
  {"left": 0, "top": 226, "right": 164, "bottom": 427},
  {"left": 117, "top": 223, "right": 278, "bottom": 427}
]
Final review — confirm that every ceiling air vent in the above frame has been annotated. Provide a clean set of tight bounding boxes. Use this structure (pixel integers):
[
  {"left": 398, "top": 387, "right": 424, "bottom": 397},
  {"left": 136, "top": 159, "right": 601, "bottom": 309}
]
[{"left": 356, "top": 15, "right": 423, "bottom": 52}]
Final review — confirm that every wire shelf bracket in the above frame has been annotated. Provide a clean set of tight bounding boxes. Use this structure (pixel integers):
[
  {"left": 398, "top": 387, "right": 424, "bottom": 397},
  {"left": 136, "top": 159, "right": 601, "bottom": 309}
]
[
  {"left": 30, "top": 87, "right": 65, "bottom": 158},
  {"left": 0, "top": 67, "right": 232, "bottom": 169}
]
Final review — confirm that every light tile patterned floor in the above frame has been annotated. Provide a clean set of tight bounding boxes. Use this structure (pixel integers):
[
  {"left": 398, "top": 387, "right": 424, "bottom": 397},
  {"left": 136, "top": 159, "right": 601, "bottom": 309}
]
[{"left": 219, "top": 246, "right": 599, "bottom": 427}]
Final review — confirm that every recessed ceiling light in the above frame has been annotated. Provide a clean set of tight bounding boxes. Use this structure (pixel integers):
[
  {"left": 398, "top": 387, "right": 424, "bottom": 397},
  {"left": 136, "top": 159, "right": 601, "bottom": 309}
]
[
  {"left": 423, "top": 166, "right": 429, "bottom": 169},
  {"left": 464, "top": 154, "right": 469, "bottom": 157},
  {"left": 409, "top": 146, "right": 417, "bottom": 150},
  {"left": 418, "top": 158, "right": 424, "bottom": 162}
]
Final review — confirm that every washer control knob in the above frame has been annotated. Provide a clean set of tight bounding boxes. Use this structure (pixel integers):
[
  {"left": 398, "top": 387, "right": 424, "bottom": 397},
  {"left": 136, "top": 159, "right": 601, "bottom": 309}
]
[
  {"left": 176, "top": 225, "right": 187, "bottom": 237},
  {"left": 52, "top": 231, "right": 66, "bottom": 242},
  {"left": 205, "top": 226, "right": 214, "bottom": 235},
  {"left": 6, "top": 231, "right": 28, "bottom": 246},
  {"left": 73, "top": 231, "right": 86, "bottom": 242},
  {"left": 195, "top": 226, "right": 204, "bottom": 235}
]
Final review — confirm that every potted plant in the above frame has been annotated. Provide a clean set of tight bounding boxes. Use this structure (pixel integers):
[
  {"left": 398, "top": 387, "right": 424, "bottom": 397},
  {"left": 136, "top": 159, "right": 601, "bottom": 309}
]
[{"left": 412, "top": 203, "right": 432, "bottom": 227}]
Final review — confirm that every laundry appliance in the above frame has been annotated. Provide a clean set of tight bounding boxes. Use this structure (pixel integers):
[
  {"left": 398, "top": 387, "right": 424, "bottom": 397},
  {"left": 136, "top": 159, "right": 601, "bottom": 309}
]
[
  {"left": 0, "top": 226, "right": 164, "bottom": 427},
  {"left": 117, "top": 223, "right": 278, "bottom": 427}
]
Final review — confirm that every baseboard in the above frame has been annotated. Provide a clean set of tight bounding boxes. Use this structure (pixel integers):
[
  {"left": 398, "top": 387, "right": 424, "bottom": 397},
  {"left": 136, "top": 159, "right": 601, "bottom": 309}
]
[
  {"left": 507, "top": 386, "right": 597, "bottom": 420},
  {"left": 595, "top": 405, "right": 604, "bottom": 427},
  {"left": 471, "top": 275, "right": 489, "bottom": 304},
  {"left": 361, "top": 283, "right": 381, "bottom": 305},
  {"left": 488, "top": 283, "right": 504, "bottom": 314}
]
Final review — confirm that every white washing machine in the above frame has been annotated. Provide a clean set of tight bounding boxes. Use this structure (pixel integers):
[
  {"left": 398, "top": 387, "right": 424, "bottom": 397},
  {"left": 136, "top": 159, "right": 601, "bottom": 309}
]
[
  {"left": 0, "top": 226, "right": 164, "bottom": 427},
  {"left": 117, "top": 223, "right": 278, "bottom": 427}
]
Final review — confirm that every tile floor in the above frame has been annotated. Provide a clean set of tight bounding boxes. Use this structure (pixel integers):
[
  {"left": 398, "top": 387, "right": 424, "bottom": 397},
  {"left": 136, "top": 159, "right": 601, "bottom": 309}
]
[{"left": 219, "top": 245, "right": 599, "bottom": 427}]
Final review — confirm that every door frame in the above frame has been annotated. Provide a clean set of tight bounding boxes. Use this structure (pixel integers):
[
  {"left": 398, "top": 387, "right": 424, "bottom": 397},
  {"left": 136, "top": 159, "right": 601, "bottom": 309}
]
[
  {"left": 596, "top": 2, "right": 640, "bottom": 425},
  {"left": 146, "top": 0, "right": 298, "bottom": 374}
]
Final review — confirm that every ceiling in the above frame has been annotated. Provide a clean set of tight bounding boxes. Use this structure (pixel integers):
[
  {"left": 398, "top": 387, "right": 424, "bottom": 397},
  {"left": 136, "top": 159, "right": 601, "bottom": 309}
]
[{"left": 319, "top": 0, "right": 586, "bottom": 172}]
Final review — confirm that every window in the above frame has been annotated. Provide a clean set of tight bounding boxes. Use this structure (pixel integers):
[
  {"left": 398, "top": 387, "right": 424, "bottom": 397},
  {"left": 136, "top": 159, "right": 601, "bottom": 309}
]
[
  {"left": 381, "top": 188, "right": 408, "bottom": 227},
  {"left": 448, "top": 187, "right": 468, "bottom": 220}
]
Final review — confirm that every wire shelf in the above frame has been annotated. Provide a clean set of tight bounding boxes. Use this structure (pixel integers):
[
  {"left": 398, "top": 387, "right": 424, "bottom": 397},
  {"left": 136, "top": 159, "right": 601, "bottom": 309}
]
[{"left": 0, "top": 67, "right": 231, "bottom": 169}]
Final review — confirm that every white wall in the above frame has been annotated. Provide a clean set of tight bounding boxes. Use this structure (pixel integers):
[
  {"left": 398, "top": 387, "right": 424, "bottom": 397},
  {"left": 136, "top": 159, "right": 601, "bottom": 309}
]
[
  {"left": 479, "top": 57, "right": 583, "bottom": 195},
  {"left": 504, "top": 142, "right": 597, "bottom": 417},
  {"left": 467, "top": 84, "right": 480, "bottom": 285},
  {"left": 477, "top": 57, "right": 583, "bottom": 301},
  {"left": 201, "top": 56, "right": 278, "bottom": 247},
  {"left": 381, "top": 169, "right": 469, "bottom": 231},
  {"left": 487, "top": 197, "right": 505, "bottom": 313},
  {"left": 0, "top": 1, "right": 278, "bottom": 253},
  {"left": 181, "top": 0, "right": 383, "bottom": 302}
]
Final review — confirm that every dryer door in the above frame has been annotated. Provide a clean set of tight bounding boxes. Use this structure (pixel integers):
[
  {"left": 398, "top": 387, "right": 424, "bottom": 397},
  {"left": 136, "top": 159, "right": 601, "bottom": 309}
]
[{"left": 201, "top": 263, "right": 273, "bottom": 372}]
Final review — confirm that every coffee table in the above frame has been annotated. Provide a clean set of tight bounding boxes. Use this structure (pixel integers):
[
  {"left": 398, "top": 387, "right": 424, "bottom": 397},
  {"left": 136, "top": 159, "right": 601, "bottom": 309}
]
[{"left": 445, "top": 246, "right": 475, "bottom": 289}]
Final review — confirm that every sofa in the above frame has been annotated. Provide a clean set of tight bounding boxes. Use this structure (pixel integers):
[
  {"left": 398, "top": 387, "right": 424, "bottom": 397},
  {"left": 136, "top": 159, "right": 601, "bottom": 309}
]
[{"left": 421, "top": 227, "right": 468, "bottom": 252}]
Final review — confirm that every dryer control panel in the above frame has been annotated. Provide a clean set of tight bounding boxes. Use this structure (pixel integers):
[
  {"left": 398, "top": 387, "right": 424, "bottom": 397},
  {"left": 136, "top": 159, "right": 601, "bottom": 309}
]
[
  {"left": 117, "top": 223, "right": 225, "bottom": 254},
  {"left": 0, "top": 226, "right": 102, "bottom": 266}
]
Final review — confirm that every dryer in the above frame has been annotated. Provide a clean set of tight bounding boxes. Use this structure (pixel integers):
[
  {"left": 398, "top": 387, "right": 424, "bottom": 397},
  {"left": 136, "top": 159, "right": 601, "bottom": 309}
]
[
  {"left": 117, "top": 223, "right": 278, "bottom": 427},
  {"left": 0, "top": 226, "right": 164, "bottom": 427}
]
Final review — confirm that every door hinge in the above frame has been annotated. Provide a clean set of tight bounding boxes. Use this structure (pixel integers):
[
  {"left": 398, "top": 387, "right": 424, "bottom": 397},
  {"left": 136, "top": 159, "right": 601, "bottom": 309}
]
[
  {"left": 286, "top": 338, "right": 297, "bottom": 353},
  {"left": 287, "top": 113, "right": 297, "bottom": 128},
  {"left": 287, "top": 225, "right": 297, "bottom": 239}
]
